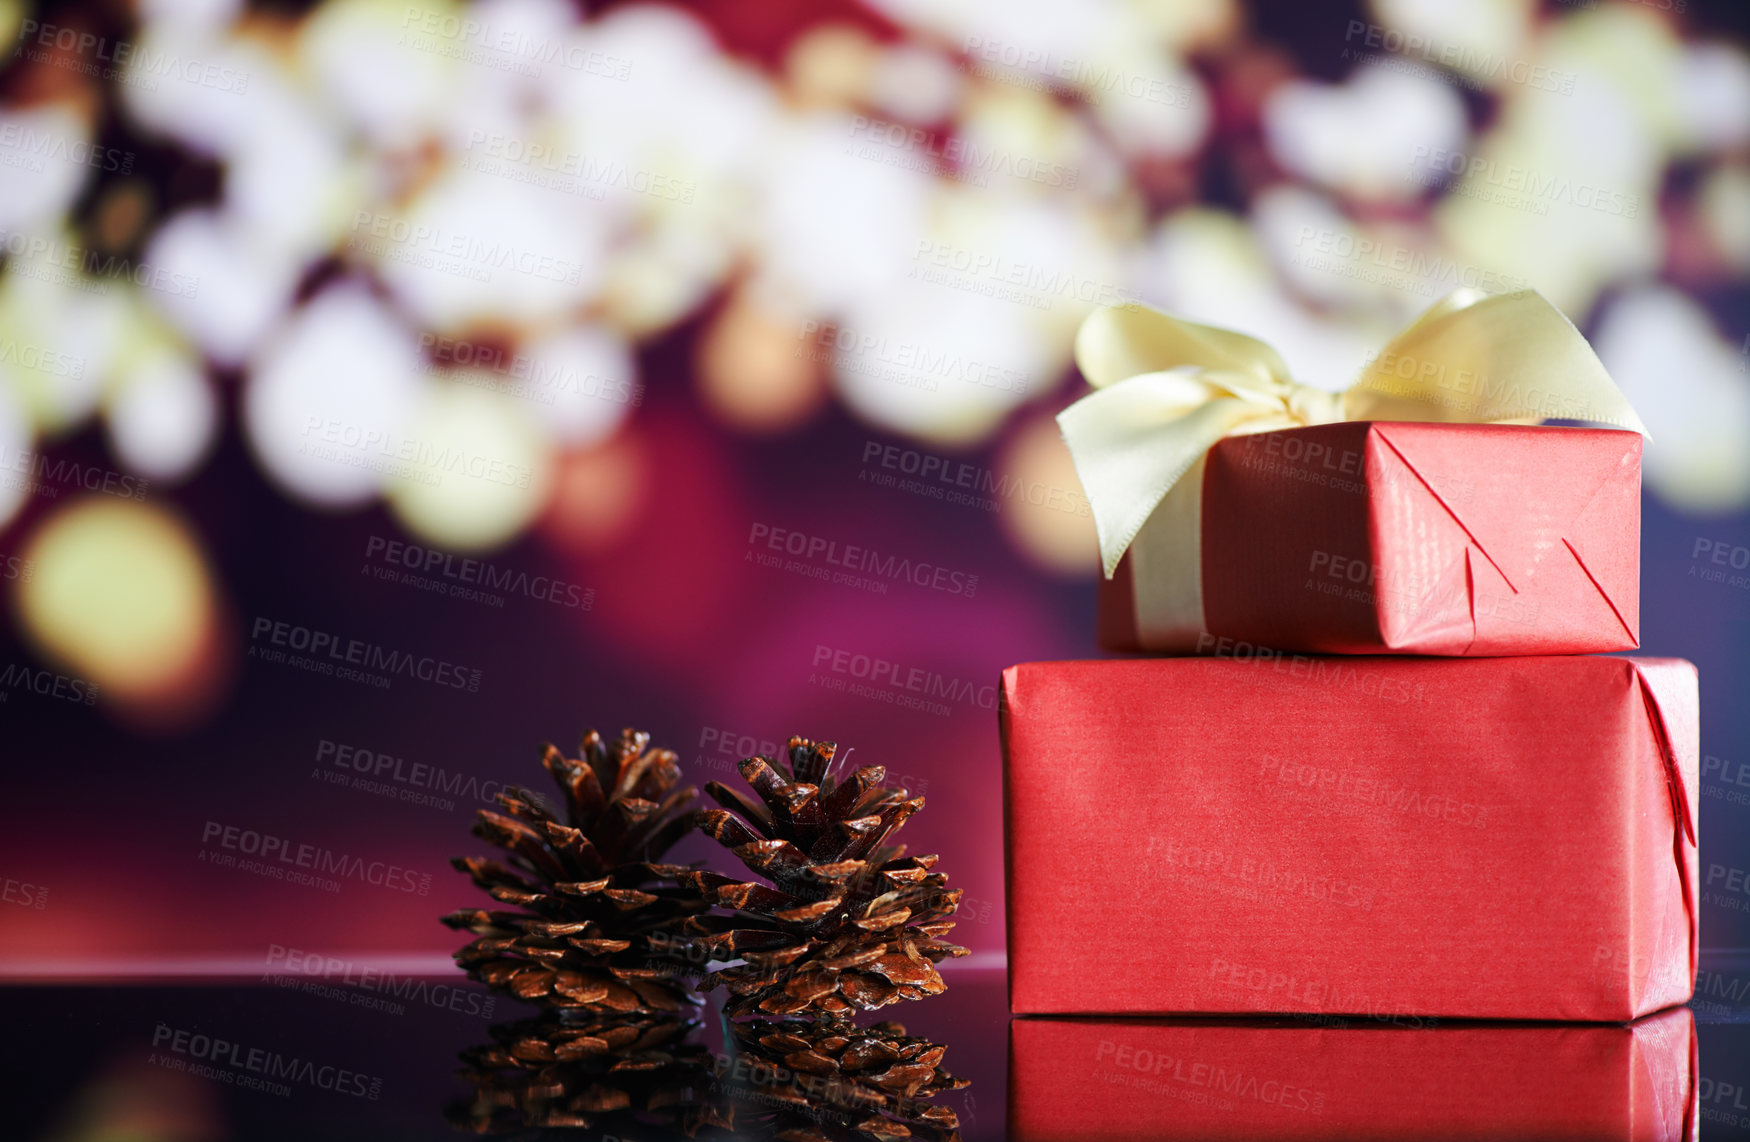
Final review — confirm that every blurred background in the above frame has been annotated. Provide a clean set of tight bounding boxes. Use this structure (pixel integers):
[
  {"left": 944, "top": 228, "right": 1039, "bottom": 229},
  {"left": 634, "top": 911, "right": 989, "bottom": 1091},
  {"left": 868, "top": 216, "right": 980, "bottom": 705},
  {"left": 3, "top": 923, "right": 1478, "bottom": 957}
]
[{"left": 1, "top": 0, "right": 1749, "bottom": 1131}]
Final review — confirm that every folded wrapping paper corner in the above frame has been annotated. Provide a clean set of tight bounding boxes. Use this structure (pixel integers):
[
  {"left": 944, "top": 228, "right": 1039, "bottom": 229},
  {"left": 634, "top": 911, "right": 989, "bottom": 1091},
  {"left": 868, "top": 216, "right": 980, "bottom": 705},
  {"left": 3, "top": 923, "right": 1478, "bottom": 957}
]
[
  {"left": 1630, "top": 657, "right": 1703, "bottom": 1005},
  {"left": 1062, "top": 288, "right": 1650, "bottom": 579},
  {"left": 1000, "top": 654, "right": 1698, "bottom": 1021}
]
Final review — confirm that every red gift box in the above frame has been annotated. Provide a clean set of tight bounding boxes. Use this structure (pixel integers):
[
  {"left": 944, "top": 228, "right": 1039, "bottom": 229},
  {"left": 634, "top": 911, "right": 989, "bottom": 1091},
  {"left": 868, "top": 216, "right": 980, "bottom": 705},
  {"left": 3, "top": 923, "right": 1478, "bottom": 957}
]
[
  {"left": 1099, "top": 422, "right": 1641, "bottom": 656},
  {"left": 1009, "top": 1009, "right": 1697, "bottom": 1141},
  {"left": 1000, "top": 655, "right": 1698, "bottom": 1020}
]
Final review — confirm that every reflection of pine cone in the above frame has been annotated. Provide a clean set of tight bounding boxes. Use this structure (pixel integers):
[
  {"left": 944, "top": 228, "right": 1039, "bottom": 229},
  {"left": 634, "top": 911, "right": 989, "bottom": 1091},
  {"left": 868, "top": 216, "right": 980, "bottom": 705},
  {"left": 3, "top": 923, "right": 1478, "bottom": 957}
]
[
  {"left": 722, "top": 1018, "right": 966, "bottom": 1142},
  {"left": 450, "top": 1011, "right": 732, "bottom": 1136},
  {"left": 683, "top": 737, "right": 968, "bottom": 1019},
  {"left": 444, "top": 728, "right": 709, "bottom": 1016}
]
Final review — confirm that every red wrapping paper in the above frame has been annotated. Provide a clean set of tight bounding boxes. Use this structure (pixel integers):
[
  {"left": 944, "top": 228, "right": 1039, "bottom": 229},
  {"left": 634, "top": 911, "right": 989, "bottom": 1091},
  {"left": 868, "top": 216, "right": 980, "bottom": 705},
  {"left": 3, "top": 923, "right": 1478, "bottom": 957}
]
[
  {"left": 1000, "top": 655, "right": 1698, "bottom": 1020},
  {"left": 1009, "top": 1009, "right": 1697, "bottom": 1141},
  {"left": 1098, "top": 422, "right": 1642, "bottom": 655}
]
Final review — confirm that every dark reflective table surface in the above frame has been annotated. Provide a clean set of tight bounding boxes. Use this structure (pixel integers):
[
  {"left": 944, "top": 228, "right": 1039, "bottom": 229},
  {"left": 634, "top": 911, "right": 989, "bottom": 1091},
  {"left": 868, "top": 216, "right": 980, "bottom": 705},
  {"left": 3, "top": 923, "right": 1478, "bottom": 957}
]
[{"left": 8, "top": 956, "right": 1750, "bottom": 1140}]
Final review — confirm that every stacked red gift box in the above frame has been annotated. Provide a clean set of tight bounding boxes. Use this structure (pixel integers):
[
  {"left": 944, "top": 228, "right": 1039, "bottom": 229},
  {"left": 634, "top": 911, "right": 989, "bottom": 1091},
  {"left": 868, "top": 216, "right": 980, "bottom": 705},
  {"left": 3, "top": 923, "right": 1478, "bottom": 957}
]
[{"left": 1002, "top": 291, "right": 1698, "bottom": 1139}]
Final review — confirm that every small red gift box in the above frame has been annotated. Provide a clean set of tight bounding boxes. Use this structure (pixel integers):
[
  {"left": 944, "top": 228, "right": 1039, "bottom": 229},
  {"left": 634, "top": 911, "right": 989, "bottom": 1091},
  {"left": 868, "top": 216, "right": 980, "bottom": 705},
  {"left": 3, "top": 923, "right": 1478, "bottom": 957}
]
[
  {"left": 1009, "top": 1009, "right": 1697, "bottom": 1141},
  {"left": 1000, "top": 654, "right": 1697, "bottom": 1020},
  {"left": 1099, "top": 422, "right": 1641, "bottom": 656}
]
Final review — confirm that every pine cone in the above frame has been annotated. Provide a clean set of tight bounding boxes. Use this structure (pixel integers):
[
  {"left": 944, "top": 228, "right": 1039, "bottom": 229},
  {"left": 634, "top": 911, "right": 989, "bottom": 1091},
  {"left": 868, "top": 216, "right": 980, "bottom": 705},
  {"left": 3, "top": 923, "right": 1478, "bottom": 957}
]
[
  {"left": 720, "top": 1018, "right": 966, "bottom": 1142},
  {"left": 682, "top": 736, "right": 968, "bottom": 1020},
  {"left": 449, "top": 1010, "right": 732, "bottom": 1136},
  {"left": 444, "top": 728, "right": 710, "bottom": 1016}
]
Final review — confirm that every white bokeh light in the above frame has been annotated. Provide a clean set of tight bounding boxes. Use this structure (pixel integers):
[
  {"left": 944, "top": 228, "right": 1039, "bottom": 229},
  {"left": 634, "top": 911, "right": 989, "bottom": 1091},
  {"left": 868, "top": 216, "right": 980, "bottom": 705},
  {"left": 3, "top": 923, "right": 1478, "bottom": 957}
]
[
  {"left": 107, "top": 351, "right": 217, "bottom": 483},
  {"left": 0, "top": 262, "right": 125, "bottom": 433},
  {"left": 516, "top": 325, "right": 638, "bottom": 447},
  {"left": 0, "top": 104, "right": 93, "bottom": 235},
  {"left": 0, "top": 379, "right": 28, "bottom": 530},
  {"left": 868, "top": 44, "right": 965, "bottom": 124},
  {"left": 371, "top": 165, "right": 608, "bottom": 331},
  {"left": 146, "top": 209, "right": 303, "bottom": 368},
  {"left": 1263, "top": 62, "right": 1468, "bottom": 203},
  {"left": 1593, "top": 286, "right": 1750, "bottom": 514},
  {"left": 384, "top": 382, "right": 555, "bottom": 551},
  {"left": 244, "top": 282, "right": 427, "bottom": 506},
  {"left": 755, "top": 112, "right": 934, "bottom": 314}
]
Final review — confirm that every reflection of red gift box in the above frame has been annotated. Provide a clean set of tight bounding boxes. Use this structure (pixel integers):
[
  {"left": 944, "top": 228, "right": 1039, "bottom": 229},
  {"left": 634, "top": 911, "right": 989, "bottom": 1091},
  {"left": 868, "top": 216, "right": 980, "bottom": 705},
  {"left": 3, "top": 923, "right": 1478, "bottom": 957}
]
[
  {"left": 1098, "top": 422, "right": 1642, "bottom": 656},
  {"left": 999, "top": 655, "right": 1697, "bottom": 1020},
  {"left": 1009, "top": 1009, "right": 1697, "bottom": 1141}
]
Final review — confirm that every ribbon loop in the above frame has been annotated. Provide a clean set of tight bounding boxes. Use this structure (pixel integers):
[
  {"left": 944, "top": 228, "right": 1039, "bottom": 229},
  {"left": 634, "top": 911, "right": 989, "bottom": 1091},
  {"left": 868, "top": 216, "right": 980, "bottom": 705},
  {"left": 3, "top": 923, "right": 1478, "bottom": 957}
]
[{"left": 1060, "top": 289, "right": 1649, "bottom": 578}]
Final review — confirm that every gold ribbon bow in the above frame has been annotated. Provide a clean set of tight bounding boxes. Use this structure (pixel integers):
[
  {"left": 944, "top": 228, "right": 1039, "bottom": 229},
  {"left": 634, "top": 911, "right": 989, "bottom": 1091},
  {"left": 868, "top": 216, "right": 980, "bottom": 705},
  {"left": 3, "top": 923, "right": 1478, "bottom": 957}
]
[{"left": 1059, "top": 288, "right": 1650, "bottom": 578}]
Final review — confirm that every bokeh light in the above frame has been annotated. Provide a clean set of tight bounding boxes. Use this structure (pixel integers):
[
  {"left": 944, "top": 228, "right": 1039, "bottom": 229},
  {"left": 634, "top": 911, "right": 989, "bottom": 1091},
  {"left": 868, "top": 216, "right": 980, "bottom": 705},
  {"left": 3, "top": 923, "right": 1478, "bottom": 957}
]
[{"left": 15, "top": 498, "right": 225, "bottom": 725}]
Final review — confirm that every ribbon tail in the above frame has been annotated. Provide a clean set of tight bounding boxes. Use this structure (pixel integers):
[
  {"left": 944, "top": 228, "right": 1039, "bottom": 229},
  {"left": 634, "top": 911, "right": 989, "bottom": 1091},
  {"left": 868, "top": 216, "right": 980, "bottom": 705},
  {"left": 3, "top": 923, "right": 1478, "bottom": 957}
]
[
  {"left": 1345, "top": 289, "right": 1651, "bottom": 438},
  {"left": 1059, "top": 379, "right": 1261, "bottom": 578}
]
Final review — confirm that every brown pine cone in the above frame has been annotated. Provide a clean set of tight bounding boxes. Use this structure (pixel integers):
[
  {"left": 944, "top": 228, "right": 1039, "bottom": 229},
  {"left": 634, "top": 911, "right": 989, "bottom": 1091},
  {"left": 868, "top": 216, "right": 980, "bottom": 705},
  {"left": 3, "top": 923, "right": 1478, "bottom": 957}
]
[
  {"left": 718, "top": 1018, "right": 966, "bottom": 1142},
  {"left": 449, "top": 1010, "right": 733, "bottom": 1136},
  {"left": 682, "top": 736, "right": 968, "bottom": 1019},
  {"left": 444, "top": 728, "right": 710, "bottom": 1016}
]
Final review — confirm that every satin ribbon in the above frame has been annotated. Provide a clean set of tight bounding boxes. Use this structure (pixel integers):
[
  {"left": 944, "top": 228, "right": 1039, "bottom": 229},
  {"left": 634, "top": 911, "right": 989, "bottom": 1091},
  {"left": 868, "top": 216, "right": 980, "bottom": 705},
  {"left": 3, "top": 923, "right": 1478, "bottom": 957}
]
[{"left": 1060, "top": 289, "right": 1650, "bottom": 579}]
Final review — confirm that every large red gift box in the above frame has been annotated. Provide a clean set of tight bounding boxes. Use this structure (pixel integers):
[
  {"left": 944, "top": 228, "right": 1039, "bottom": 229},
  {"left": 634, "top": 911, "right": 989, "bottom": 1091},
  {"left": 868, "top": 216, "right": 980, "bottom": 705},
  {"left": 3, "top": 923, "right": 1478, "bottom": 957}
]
[
  {"left": 1099, "top": 422, "right": 1641, "bottom": 656},
  {"left": 1000, "top": 655, "right": 1697, "bottom": 1020},
  {"left": 1008, "top": 1009, "right": 1697, "bottom": 1141}
]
